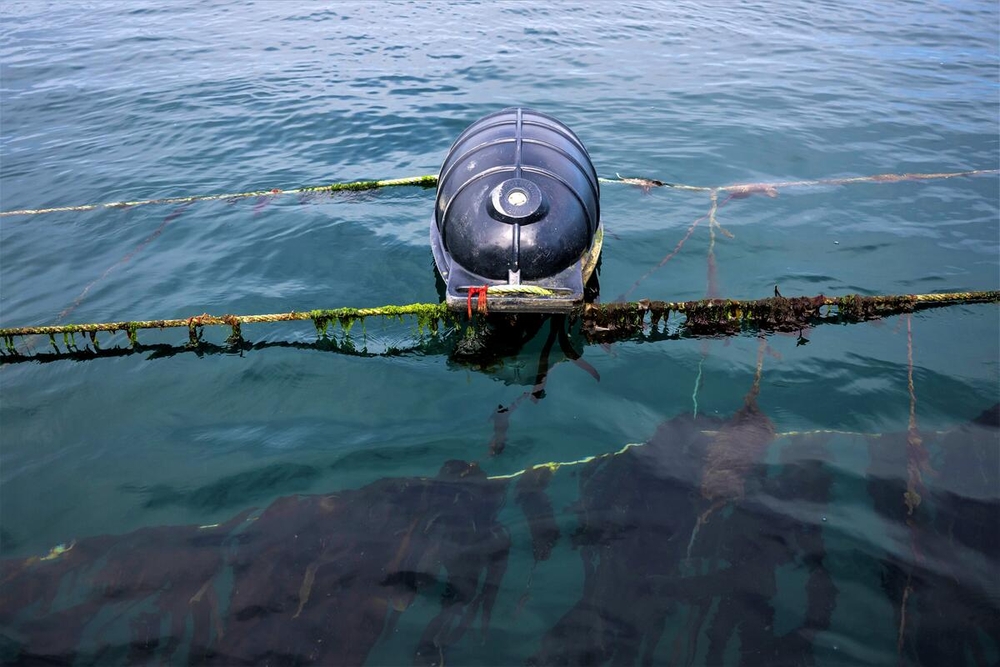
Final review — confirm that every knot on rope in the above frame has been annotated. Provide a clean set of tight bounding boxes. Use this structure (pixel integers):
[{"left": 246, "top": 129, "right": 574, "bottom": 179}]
[
  {"left": 222, "top": 314, "right": 243, "bottom": 345},
  {"left": 467, "top": 286, "right": 489, "bottom": 319},
  {"left": 186, "top": 313, "right": 210, "bottom": 346}
]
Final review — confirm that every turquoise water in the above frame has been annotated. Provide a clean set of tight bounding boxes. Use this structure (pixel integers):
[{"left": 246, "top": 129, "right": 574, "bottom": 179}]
[{"left": 1, "top": 2, "right": 998, "bottom": 665}]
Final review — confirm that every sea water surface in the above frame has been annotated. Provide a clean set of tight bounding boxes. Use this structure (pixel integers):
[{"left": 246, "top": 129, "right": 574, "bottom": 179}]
[{"left": 0, "top": 2, "right": 997, "bottom": 665}]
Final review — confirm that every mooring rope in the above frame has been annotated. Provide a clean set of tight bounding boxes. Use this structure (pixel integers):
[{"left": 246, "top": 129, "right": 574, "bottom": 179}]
[
  {"left": 488, "top": 441, "right": 644, "bottom": 480},
  {"left": 1, "top": 291, "right": 996, "bottom": 356},
  {"left": 1, "top": 169, "right": 995, "bottom": 218},
  {"left": 612, "top": 169, "right": 998, "bottom": 193},
  {"left": 0, "top": 175, "right": 439, "bottom": 217},
  {"left": 0, "top": 303, "right": 450, "bottom": 353}
]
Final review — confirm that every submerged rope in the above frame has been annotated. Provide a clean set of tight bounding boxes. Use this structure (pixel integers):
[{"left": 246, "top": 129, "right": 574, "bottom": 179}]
[
  {"left": 488, "top": 423, "right": 926, "bottom": 482},
  {"left": 1, "top": 291, "right": 996, "bottom": 355},
  {"left": 488, "top": 441, "right": 644, "bottom": 480},
  {"left": 1, "top": 169, "right": 995, "bottom": 217}
]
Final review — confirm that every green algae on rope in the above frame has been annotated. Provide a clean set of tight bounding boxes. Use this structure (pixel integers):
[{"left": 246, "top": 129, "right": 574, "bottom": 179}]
[
  {"left": 581, "top": 291, "right": 1000, "bottom": 340},
  {"left": 298, "top": 174, "right": 438, "bottom": 194},
  {"left": 0, "top": 292, "right": 996, "bottom": 357},
  {"left": 0, "top": 302, "right": 455, "bottom": 354}
]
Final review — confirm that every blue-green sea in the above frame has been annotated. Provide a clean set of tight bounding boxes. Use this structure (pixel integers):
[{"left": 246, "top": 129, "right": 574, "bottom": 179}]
[{"left": 1, "top": 2, "right": 997, "bottom": 665}]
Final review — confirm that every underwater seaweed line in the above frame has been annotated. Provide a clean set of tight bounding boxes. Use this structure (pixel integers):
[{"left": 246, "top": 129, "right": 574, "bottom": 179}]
[
  {"left": 904, "top": 315, "right": 934, "bottom": 531},
  {"left": 686, "top": 335, "right": 774, "bottom": 561},
  {"left": 907, "top": 315, "right": 916, "bottom": 433},
  {"left": 902, "top": 313, "right": 936, "bottom": 520},
  {"left": 775, "top": 429, "right": 883, "bottom": 438},
  {"left": 898, "top": 571, "right": 913, "bottom": 656},
  {"left": 486, "top": 317, "right": 598, "bottom": 457},
  {"left": 623, "top": 183, "right": 746, "bottom": 302},
  {"left": 749, "top": 336, "right": 767, "bottom": 403},
  {"left": 54, "top": 204, "right": 190, "bottom": 332},
  {"left": 898, "top": 313, "right": 928, "bottom": 659},
  {"left": 904, "top": 313, "right": 922, "bottom": 516},
  {"left": 478, "top": 422, "right": 945, "bottom": 484},
  {"left": 2, "top": 291, "right": 997, "bottom": 357},
  {"left": 706, "top": 190, "right": 721, "bottom": 300},
  {"left": 691, "top": 357, "right": 705, "bottom": 418},
  {"left": 1, "top": 169, "right": 995, "bottom": 217},
  {"left": 492, "top": 419, "right": 962, "bottom": 488},
  {"left": 0, "top": 203, "right": 193, "bottom": 366},
  {"left": 690, "top": 190, "right": 729, "bottom": 416},
  {"left": 487, "top": 442, "right": 643, "bottom": 480},
  {"left": 618, "top": 198, "right": 713, "bottom": 301}
]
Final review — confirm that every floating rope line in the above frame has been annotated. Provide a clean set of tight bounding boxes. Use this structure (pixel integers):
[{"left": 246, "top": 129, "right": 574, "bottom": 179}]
[
  {"left": 612, "top": 168, "right": 999, "bottom": 194},
  {"left": 1, "top": 291, "right": 996, "bottom": 357},
  {"left": 617, "top": 168, "right": 998, "bottom": 300},
  {"left": 1, "top": 169, "right": 995, "bottom": 217},
  {"left": 0, "top": 175, "right": 439, "bottom": 217},
  {"left": 619, "top": 196, "right": 709, "bottom": 301},
  {"left": 0, "top": 303, "right": 450, "bottom": 351}
]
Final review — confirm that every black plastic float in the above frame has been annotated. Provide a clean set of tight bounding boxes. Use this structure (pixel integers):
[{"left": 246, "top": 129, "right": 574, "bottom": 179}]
[{"left": 431, "top": 108, "right": 602, "bottom": 313}]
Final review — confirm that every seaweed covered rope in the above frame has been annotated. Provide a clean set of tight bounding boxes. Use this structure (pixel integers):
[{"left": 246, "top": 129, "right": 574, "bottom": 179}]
[
  {"left": 1, "top": 291, "right": 996, "bottom": 355},
  {"left": 581, "top": 291, "right": 1000, "bottom": 339},
  {"left": 0, "top": 304, "right": 452, "bottom": 352}
]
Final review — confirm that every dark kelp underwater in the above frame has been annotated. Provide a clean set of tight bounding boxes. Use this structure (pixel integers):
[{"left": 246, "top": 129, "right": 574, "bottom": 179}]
[
  {"left": 2, "top": 351, "right": 997, "bottom": 664},
  {"left": 2, "top": 2, "right": 999, "bottom": 667}
]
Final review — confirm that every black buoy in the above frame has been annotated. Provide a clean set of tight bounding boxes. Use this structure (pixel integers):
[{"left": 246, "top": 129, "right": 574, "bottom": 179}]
[{"left": 431, "top": 108, "right": 601, "bottom": 313}]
